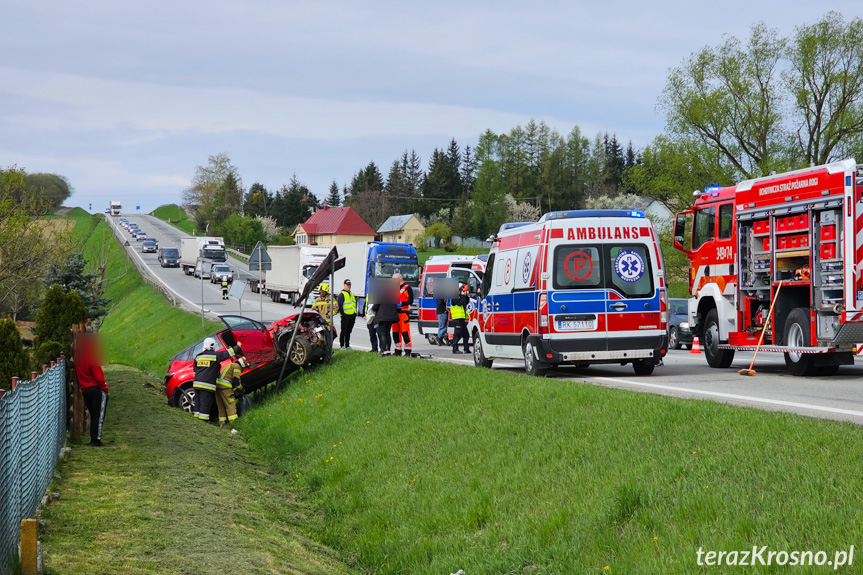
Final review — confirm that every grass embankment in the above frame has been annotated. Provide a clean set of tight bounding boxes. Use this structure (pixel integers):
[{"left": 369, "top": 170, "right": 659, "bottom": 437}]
[
  {"left": 66, "top": 209, "right": 222, "bottom": 376},
  {"left": 241, "top": 353, "right": 863, "bottom": 574},
  {"left": 151, "top": 203, "right": 196, "bottom": 235},
  {"left": 40, "top": 365, "right": 351, "bottom": 575}
]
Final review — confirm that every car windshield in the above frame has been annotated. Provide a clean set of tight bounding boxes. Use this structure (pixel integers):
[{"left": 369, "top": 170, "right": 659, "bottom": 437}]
[
  {"left": 144, "top": 239, "right": 156, "bottom": 244},
  {"left": 162, "top": 248, "right": 179, "bottom": 257},
  {"left": 302, "top": 265, "right": 318, "bottom": 279},
  {"left": 213, "top": 265, "right": 230, "bottom": 272},
  {"left": 374, "top": 257, "right": 420, "bottom": 283},
  {"left": 671, "top": 300, "right": 688, "bottom": 315}
]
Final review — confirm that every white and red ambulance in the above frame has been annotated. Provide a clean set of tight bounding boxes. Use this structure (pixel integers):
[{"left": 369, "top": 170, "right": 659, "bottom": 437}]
[
  {"left": 469, "top": 210, "right": 669, "bottom": 376},
  {"left": 418, "top": 255, "right": 483, "bottom": 344}
]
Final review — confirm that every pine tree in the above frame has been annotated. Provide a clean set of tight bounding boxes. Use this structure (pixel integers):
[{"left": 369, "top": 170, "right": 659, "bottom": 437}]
[
  {"left": 461, "top": 145, "right": 476, "bottom": 196},
  {"left": 326, "top": 180, "right": 341, "bottom": 207},
  {"left": 41, "top": 254, "right": 110, "bottom": 320}
]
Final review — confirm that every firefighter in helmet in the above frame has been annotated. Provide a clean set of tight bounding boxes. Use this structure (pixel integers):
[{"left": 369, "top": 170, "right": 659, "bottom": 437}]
[{"left": 192, "top": 337, "right": 242, "bottom": 422}]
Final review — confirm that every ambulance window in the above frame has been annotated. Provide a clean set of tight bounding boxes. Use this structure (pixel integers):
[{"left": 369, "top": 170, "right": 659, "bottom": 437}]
[
  {"left": 481, "top": 253, "right": 495, "bottom": 295},
  {"left": 607, "top": 245, "right": 654, "bottom": 298},
  {"left": 422, "top": 273, "right": 444, "bottom": 297},
  {"left": 553, "top": 246, "right": 602, "bottom": 289},
  {"left": 693, "top": 207, "right": 716, "bottom": 248},
  {"left": 719, "top": 204, "right": 733, "bottom": 239},
  {"left": 468, "top": 274, "right": 479, "bottom": 295}
]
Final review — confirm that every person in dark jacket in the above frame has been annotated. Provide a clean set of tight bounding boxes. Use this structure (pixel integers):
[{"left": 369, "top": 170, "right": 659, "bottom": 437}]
[
  {"left": 193, "top": 337, "right": 242, "bottom": 422},
  {"left": 435, "top": 295, "right": 449, "bottom": 346},
  {"left": 74, "top": 333, "right": 109, "bottom": 446},
  {"left": 372, "top": 280, "right": 400, "bottom": 356},
  {"left": 449, "top": 282, "right": 470, "bottom": 354},
  {"left": 337, "top": 279, "right": 357, "bottom": 349}
]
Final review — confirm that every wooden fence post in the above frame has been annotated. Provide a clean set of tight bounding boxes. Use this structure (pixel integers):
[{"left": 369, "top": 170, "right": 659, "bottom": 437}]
[{"left": 20, "top": 518, "right": 37, "bottom": 575}]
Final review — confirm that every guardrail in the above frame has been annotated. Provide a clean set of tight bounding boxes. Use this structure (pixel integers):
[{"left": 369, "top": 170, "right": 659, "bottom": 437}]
[
  {"left": 227, "top": 248, "right": 250, "bottom": 264},
  {"left": 0, "top": 360, "right": 66, "bottom": 575},
  {"left": 107, "top": 218, "right": 178, "bottom": 307}
]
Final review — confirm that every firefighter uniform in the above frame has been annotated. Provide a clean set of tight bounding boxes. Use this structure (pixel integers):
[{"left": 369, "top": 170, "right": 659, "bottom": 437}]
[
  {"left": 221, "top": 279, "right": 229, "bottom": 300},
  {"left": 392, "top": 281, "right": 414, "bottom": 356},
  {"left": 216, "top": 360, "right": 243, "bottom": 426},
  {"left": 312, "top": 285, "right": 338, "bottom": 338},
  {"left": 193, "top": 341, "right": 241, "bottom": 422}
]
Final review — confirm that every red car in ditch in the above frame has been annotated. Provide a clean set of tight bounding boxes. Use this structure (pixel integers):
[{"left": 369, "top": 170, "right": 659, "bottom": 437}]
[{"left": 165, "top": 313, "right": 333, "bottom": 414}]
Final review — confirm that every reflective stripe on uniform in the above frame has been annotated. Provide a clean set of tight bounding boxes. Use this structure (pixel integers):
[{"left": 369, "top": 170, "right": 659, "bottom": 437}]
[
  {"left": 216, "top": 378, "right": 232, "bottom": 388},
  {"left": 193, "top": 381, "right": 217, "bottom": 391},
  {"left": 228, "top": 414, "right": 238, "bottom": 421}
]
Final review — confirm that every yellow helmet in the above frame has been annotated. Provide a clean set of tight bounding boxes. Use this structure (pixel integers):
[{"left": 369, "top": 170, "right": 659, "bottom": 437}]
[{"left": 320, "top": 283, "right": 329, "bottom": 294}]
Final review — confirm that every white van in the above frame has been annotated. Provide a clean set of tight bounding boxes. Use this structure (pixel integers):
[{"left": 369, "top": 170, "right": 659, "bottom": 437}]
[{"left": 469, "top": 210, "right": 668, "bottom": 376}]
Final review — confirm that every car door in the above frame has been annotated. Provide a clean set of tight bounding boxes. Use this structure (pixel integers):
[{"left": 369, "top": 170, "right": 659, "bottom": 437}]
[
  {"left": 603, "top": 243, "right": 662, "bottom": 352},
  {"left": 218, "top": 316, "right": 276, "bottom": 365}
]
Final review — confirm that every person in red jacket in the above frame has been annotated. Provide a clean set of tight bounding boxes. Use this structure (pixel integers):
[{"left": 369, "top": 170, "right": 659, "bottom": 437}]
[{"left": 74, "top": 333, "right": 109, "bottom": 447}]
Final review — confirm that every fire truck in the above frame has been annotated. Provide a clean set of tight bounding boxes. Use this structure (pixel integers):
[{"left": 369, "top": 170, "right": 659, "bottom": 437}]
[{"left": 673, "top": 159, "right": 863, "bottom": 376}]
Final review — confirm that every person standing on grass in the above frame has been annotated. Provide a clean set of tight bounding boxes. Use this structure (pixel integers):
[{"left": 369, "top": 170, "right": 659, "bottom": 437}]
[
  {"left": 74, "top": 333, "right": 109, "bottom": 447},
  {"left": 337, "top": 279, "right": 357, "bottom": 349},
  {"left": 372, "top": 279, "right": 399, "bottom": 356},
  {"left": 216, "top": 356, "right": 246, "bottom": 428},
  {"left": 193, "top": 337, "right": 242, "bottom": 422},
  {"left": 364, "top": 291, "right": 379, "bottom": 353}
]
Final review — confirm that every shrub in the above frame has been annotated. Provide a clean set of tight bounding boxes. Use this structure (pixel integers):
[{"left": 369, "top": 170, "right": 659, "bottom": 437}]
[
  {"left": 0, "top": 318, "right": 30, "bottom": 390},
  {"left": 443, "top": 242, "right": 459, "bottom": 252},
  {"left": 32, "top": 341, "right": 63, "bottom": 372},
  {"left": 34, "top": 285, "right": 87, "bottom": 354}
]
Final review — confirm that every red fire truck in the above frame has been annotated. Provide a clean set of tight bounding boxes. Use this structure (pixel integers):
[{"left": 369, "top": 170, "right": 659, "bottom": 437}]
[{"left": 673, "top": 159, "right": 863, "bottom": 376}]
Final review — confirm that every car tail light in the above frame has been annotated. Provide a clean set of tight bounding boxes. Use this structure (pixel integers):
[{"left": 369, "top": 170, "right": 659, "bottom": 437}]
[
  {"left": 660, "top": 290, "right": 668, "bottom": 327},
  {"left": 538, "top": 293, "right": 549, "bottom": 334}
]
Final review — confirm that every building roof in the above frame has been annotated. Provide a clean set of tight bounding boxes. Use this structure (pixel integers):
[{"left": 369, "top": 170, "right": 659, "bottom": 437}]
[
  {"left": 298, "top": 206, "right": 375, "bottom": 236},
  {"left": 377, "top": 214, "right": 419, "bottom": 233}
]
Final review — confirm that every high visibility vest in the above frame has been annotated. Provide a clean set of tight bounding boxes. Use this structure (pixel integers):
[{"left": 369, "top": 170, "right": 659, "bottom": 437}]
[
  {"left": 450, "top": 301, "right": 467, "bottom": 320},
  {"left": 341, "top": 291, "right": 356, "bottom": 315}
]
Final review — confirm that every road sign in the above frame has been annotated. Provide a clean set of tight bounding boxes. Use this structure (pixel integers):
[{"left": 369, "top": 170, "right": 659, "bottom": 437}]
[
  {"left": 248, "top": 242, "right": 272, "bottom": 271},
  {"left": 228, "top": 280, "right": 246, "bottom": 300}
]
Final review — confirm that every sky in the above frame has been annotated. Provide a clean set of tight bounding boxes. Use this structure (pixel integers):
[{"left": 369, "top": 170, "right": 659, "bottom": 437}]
[{"left": 1, "top": 0, "right": 860, "bottom": 214}]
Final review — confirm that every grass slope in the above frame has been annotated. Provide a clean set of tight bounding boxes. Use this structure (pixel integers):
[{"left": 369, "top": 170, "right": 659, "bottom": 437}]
[
  {"left": 68, "top": 210, "right": 223, "bottom": 376},
  {"left": 41, "top": 366, "right": 352, "bottom": 575},
  {"left": 240, "top": 352, "right": 863, "bottom": 574},
  {"left": 151, "top": 203, "right": 196, "bottom": 235}
]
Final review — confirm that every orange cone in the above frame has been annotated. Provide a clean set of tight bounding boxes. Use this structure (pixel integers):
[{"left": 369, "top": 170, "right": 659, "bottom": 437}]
[{"left": 690, "top": 337, "right": 702, "bottom": 354}]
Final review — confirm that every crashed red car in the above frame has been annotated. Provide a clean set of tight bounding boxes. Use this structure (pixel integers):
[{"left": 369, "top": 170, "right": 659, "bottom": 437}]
[{"left": 165, "top": 313, "right": 333, "bottom": 413}]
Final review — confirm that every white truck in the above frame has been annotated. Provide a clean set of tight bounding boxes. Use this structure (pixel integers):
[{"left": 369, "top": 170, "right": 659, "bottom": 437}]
[
  {"left": 330, "top": 241, "right": 420, "bottom": 314},
  {"left": 110, "top": 201, "right": 122, "bottom": 216},
  {"left": 265, "top": 246, "right": 331, "bottom": 305},
  {"left": 180, "top": 237, "right": 227, "bottom": 275}
]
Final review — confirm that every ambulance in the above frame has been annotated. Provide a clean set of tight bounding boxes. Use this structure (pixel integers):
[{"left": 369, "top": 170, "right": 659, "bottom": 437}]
[
  {"left": 468, "top": 210, "right": 668, "bottom": 376},
  {"left": 418, "top": 255, "right": 484, "bottom": 344}
]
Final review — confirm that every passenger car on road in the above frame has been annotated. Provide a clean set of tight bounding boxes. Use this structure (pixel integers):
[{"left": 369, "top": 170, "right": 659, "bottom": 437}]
[
  {"left": 210, "top": 264, "right": 234, "bottom": 284},
  {"left": 158, "top": 246, "right": 180, "bottom": 267},
  {"left": 668, "top": 298, "right": 693, "bottom": 350},
  {"left": 165, "top": 313, "right": 333, "bottom": 414},
  {"left": 136, "top": 231, "right": 148, "bottom": 241},
  {"left": 142, "top": 238, "right": 158, "bottom": 253}
]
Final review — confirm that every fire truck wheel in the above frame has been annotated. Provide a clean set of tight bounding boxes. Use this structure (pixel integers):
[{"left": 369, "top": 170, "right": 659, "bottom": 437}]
[
  {"left": 473, "top": 332, "right": 493, "bottom": 368},
  {"left": 632, "top": 359, "right": 655, "bottom": 376},
  {"left": 669, "top": 327, "right": 681, "bottom": 350},
  {"left": 816, "top": 364, "right": 839, "bottom": 376},
  {"left": 523, "top": 340, "right": 547, "bottom": 377},
  {"left": 783, "top": 308, "right": 816, "bottom": 376},
  {"left": 703, "top": 309, "right": 735, "bottom": 368}
]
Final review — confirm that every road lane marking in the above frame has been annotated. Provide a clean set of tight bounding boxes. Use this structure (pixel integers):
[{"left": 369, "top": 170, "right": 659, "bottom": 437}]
[{"left": 586, "top": 376, "right": 863, "bottom": 419}]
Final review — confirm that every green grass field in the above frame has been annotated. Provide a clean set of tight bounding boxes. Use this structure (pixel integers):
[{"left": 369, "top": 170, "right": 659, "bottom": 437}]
[
  {"left": 240, "top": 352, "right": 863, "bottom": 574},
  {"left": 151, "top": 203, "right": 196, "bottom": 235},
  {"left": 40, "top": 365, "right": 351, "bottom": 575}
]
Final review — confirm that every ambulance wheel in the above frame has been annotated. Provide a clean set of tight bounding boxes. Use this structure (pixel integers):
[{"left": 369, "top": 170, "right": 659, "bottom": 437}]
[
  {"left": 523, "top": 340, "right": 547, "bottom": 377},
  {"left": 784, "top": 308, "right": 816, "bottom": 376},
  {"left": 669, "top": 327, "right": 681, "bottom": 350},
  {"left": 632, "top": 359, "right": 654, "bottom": 376},
  {"left": 473, "top": 333, "right": 493, "bottom": 368},
  {"left": 703, "top": 309, "right": 735, "bottom": 368},
  {"left": 426, "top": 335, "right": 438, "bottom": 345}
]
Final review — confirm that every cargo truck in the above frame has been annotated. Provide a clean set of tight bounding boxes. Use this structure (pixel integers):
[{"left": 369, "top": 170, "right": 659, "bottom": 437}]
[
  {"left": 181, "top": 237, "right": 226, "bottom": 275},
  {"left": 328, "top": 242, "right": 420, "bottom": 314},
  {"left": 110, "top": 201, "right": 122, "bottom": 216},
  {"left": 264, "top": 246, "right": 331, "bottom": 305}
]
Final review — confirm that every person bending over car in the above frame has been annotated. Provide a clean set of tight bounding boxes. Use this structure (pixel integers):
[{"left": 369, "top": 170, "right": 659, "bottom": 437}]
[{"left": 193, "top": 337, "right": 241, "bottom": 422}]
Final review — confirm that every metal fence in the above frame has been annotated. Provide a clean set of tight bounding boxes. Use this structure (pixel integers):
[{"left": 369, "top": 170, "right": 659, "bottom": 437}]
[{"left": 0, "top": 360, "right": 66, "bottom": 575}]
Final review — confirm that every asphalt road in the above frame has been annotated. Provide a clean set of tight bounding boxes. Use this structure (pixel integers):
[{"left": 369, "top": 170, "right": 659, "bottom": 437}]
[{"left": 114, "top": 214, "right": 863, "bottom": 425}]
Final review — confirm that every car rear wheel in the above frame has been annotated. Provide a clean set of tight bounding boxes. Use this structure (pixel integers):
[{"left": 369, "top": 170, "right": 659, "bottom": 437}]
[
  {"left": 523, "top": 340, "right": 547, "bottom": 377},
  {"left": 289, "top": 337, "right": 312, "bottom": 366},
  {"left": 669, "top": 327, "right": 680, "bottom": 350},
  {"left": 177, "top": 387, "right": 195, "bottom": 414}
]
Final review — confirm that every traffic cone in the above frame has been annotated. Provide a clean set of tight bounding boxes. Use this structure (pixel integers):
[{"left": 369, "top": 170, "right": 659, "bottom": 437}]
[{"left": 690, "top": 337, "right": 702, "bottom": 354}]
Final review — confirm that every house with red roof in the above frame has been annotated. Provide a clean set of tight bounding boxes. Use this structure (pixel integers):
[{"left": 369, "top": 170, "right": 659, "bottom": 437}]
[{"left": 292, "top": 206, "right": 376, "bottom": 247}]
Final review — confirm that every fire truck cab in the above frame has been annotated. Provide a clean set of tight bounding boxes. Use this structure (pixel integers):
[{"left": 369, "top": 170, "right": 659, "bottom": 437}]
[
  {"left": 674, "top": 159, "right": 863, "bottom": 375},
  {"left": 470, "top": 210, "right": 668, "bottom": 376}
]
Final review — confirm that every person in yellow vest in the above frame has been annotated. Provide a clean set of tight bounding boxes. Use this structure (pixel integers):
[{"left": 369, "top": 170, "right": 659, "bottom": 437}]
[
  {"left": 215, "top": 356, "right": 247, "bottom": 428},
  {"left": 449, "top": 282, "right": 470, "bottom": 354},
  {"left": 221, "top": 278, "right": 229, "bottom": 300},
  {"left": 337, "top": 279, "right": 357, "bottom": 349}
]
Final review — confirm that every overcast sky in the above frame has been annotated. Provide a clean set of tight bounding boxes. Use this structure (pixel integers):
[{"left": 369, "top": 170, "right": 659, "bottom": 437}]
[{"left": 1, "top": 0, "right": 859, "bottom": 213}]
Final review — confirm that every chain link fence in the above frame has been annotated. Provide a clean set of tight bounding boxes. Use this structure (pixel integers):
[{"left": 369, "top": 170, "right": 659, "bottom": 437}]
[{"left": 0, "top": 360, "right": 66, "bottom": 575}]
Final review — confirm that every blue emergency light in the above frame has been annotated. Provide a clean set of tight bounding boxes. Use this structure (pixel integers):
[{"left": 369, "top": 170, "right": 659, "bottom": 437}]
[{"left": 539, "top": 210, "right": 646, "bottom": 222}]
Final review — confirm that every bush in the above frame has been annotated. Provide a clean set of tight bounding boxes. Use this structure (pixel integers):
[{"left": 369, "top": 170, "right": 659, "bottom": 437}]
[
  {"left": 268, "top": 234, "right": 295, "bottom": 246},
  {"left": 442, "top": 242, "right": 459, "bottom": 252},
  {"left": 0, "top": 318, "right": 30, "bottom": 390},
  {"left": 34, "top": 285, "right": 87, "bottom": 354},
  {"left": 215, "top": 213, "right": 266, "bottom": 248},
  {"left": 32, "top": 341, "right": 63, "bottom": 372}
]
